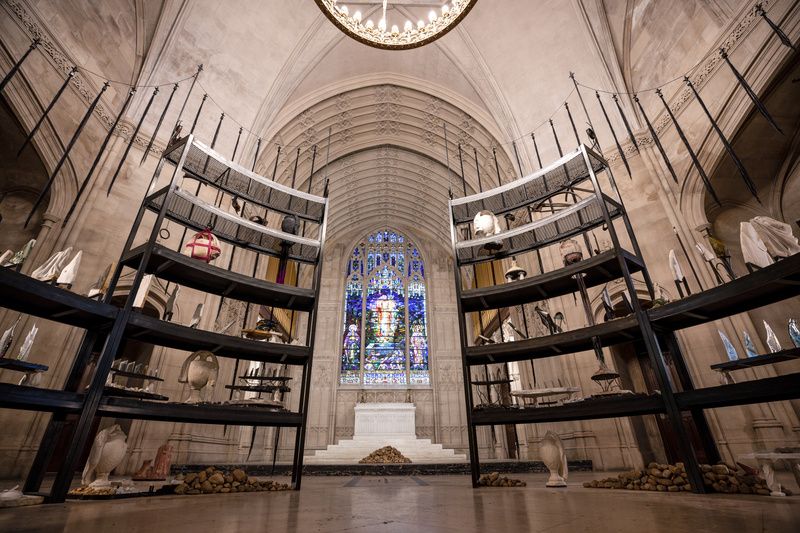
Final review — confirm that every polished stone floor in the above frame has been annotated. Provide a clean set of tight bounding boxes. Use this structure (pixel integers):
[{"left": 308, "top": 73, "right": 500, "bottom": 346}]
[{"left": 1, "top": 473, "right": 798, "bottom": 532}]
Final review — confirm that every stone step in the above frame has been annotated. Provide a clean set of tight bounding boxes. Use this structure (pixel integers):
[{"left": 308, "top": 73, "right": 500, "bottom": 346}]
[{"left": 307, "top": 435, "right": 466, "bottom": 464}]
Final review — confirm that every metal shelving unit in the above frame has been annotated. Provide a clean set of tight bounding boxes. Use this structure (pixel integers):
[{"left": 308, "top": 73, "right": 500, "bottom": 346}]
[
  {"left": 448, "top": 144, "right": 800, "bottom": 492},
  {"left": 3, "top": 133, "right": 328, "bottom": 502}
]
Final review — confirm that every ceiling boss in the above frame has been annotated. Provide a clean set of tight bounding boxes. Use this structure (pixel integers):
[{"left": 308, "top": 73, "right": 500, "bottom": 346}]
[{"left": 314, "top": 0, "right": 478, "bottom": 50}]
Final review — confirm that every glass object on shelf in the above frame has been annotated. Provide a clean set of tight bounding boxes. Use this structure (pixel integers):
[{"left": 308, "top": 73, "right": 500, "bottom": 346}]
[
  {"left": 504, "top": 257, "right": 527, "bottom": 282},
  {"left": 183, "top": 227, "right": 221, "bottom": 263},
  {"left": 742, "top": 331, "right": 758, "bottom": 358},
  {"left": 56, "top": 250, "right": 82, "bottom": 289},
  {"left": 560, "top": 239, "right": 583, "bottom": 266},
  {"left": 788, "top": 318, "right": 800, "bottom": 348},
  {"left": 16, "top": 323, "right": 37, "bottom": 361},
  {"left": 473, "top": 210, "right": 503, "bottom": 251},
  {"left": 763, "top": 321, "right": 782, "bottom": 353},
  {"left": 0, "top": 317, "right": 20, "bottom": 357},
  {"left": 87, "top": 263, "right": 114, "bottom": 300},
  {"left": 31, "top": 247, "right": 72, "bottom": 283},
  {"left": 1, "top": 238, "right": 35, "bottom": 268},
  {"left": 718, "top": 330, "right": 738, "bottom": 361}
]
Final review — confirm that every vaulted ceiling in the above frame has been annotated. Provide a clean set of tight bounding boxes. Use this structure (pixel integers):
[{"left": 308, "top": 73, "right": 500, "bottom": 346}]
[{"left": 3, "top": 0, "right": 753, "bottom": 247}]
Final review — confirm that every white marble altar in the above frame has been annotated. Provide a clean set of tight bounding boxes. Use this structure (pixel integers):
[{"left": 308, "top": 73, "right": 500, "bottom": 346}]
[{"left": 308, "top": 403, "right": 466, "bottom": 464}]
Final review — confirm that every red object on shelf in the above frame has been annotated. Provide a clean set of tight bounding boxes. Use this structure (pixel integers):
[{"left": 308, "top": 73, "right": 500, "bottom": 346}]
[{"left": 183, "top": 228, "right": 220, "bottom": 263}]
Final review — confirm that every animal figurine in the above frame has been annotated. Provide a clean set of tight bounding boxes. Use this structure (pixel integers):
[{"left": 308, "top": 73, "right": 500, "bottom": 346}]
[
  {"left": 540, "top": 431, "right": 568, "bottom": 487},
  {"left": 82, "top": 424, "right": 128, "bottom": 487}
]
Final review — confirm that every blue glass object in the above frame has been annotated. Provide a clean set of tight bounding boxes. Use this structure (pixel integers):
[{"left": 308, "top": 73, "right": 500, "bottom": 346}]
[
  {"left": 718, "top": 330, "right": 738, "bottom": 361},
  {"left": 789, "top": 318, "right": 800, "bottom": 348},
  {"left": 742, "top": 331, "right": 758, "bottom": 358}
]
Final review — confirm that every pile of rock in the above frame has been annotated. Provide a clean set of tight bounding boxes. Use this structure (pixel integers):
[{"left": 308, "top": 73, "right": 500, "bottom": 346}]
[
  {"left": 67, "top": 486, "right": 116, "bottom": 497},
  {"left": 173, "top": 467, "right": 290, "bottom": 495},
  {"left": 358, "top": 446, "right": 412, "bottom": 464},
  {"left": 477, "top": 472, "right": 526, "bottom": 487},
  {"left": 582, "top": 462, "right": 791, "bottom": 496}
]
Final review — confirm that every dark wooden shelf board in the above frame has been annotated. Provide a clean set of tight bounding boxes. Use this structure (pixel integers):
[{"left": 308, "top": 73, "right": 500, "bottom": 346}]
[
  {"left": 465, "top": 316, "right": 640, "bottom": 365},
  {"left": 122, "top": 244, "right": 315, "bottom": 311},
  {"left": 471, "top": 393, "right": 664, "bottom": 426},
  {"left": 461, "top": 250, "right": 643, "bottom": 312},
  {"left": 710, "top": 347, "right": 800, "bottom": 372},
  {"left": 649, "top": 254, "right": 800, "bottom": 330},
  {"left": 0, "top": 358, "right": 48, "bottom": 373},
  {"left": 97, "top": 397, "right": 303, "bottom": 427},
  {"left": 0, "top": 383, "right": 83, "bottom": 412},
  {"left": 125, "top": 312, "right": 310, "bottom": 365},
  {"left": 0, "top": 267, "right": 117, "bottom": 329},
  {"left": 109, "top": 368, "right": 164, "bottom": 381},
  {"left": 103, "top": 387, "right": 169, "bottom": 402},
  {"left": 675, "top": 372, "right": 800, "bottom": 411}
]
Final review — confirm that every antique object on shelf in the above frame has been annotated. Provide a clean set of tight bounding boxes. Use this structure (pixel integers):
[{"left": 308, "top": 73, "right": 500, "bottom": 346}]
[
  {"left": 560, "top": 238, "right": 583, "bottom": 266},
  {"left": 740, "top": 221, "right": 774, "bottom": 270},
  {"left": 0, "top": 250, "right": 12, "bottom": 265},
  {"left": 510, "top": 387, "right": 581, "bottom": 407},
  {"left": 719, "top": 330, "right": 739, "bottom": 361},
  {"left": 504, "top": 257, "right": 526, "bottom": 282},
  {"left": 472, "top": 210, "right": 503, "bottom": 251},
  {"left": 743, "top": 331, "right": 758, "bottom": 358},
  {"left": 163, "top": 285, "right": 179, "bottom": 321},
  {"left": 131, "top": 442, "right": 172, "bottom": 481},
  {"left": 695, "top": 242, "right": 725, "bottom": 285},
  {"left": 187, "top": 303, "right": 203, "bottom": 328},
  {"left": 669, "top": 249, "right": 691, "bottom": 298},
  {"left": 179, "top": 350, "right": 219, "bottom": 403},
  {"left": 540, "top": 431, "right": 568, "bottom": 487},
  {"left": 132, "top": 274, "right": 153, "bottom": 308},
  {"left": 789, "top": 319, "right": 800, "bottom": 348},
  {"left": 86, "top": 263, "right": 114, "bottom": 299},
  {"left": 30, "top": 247, "right": 72, "bottom": 283},
  {"left": 601, "top": 287, "right": 615, "bottom": 321},
  {"left": 16, "top": 324, "right": 38, "bottom": 361},
  {"left": 56, "top": 250, "right": 82, "bottom": 289},
  {"left": 749, "top": 216, "right": 800, "bottom": 260},
  {"left": 242, "top": 316, "right": 283, "bottom": 342},
  {"left": 0, "top": 317, "right": 20, "bottom": 357},
  {"left": 534, "top": 305, "right": 562, "bottom": 335},
  {"left": 183, "top": 227, "right": 221, "bottom": 263},
  {"left": 590, "top": 361, "right": 622, "bottom": 393},
  {"left": 81, "top": 425, "right": 128, "bottom": 488},
  {"left": 1, "top": 239, "right": 35, "bottom": 268},
  {"left": 281, "top": 214, "right": 299, "bottom": 235},
  {"left": 763, "top": 321, "right": 782, "bottom": 353}
]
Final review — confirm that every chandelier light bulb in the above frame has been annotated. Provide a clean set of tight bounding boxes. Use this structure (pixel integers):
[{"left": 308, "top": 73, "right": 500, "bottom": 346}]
[{"left": 315, "top": 0, "right": 477, "bottom": 49}]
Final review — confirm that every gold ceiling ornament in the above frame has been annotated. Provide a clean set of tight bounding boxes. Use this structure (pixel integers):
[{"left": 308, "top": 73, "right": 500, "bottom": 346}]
[{"left": 314, "top": 0, "right": 478, "bottom": 50}]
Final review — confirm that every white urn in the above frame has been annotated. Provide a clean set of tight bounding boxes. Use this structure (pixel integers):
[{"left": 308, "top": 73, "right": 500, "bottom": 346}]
[
  {"left": 82, "top": 424, "right": 128, "bottom": 487},
  {"left": 179, "top": 350, "right": 219, "bottom": 403},
  {"left": 540, "top": 431, "right": 568, "bottom": 487}
]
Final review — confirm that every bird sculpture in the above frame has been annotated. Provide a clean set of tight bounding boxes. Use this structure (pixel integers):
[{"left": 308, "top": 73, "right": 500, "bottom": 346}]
[
  {"left": 82, "top": 424, "right": 128, "bottom": 487},
  {"left": 540, "top": 431, "right": 568, "bottom": 487}
]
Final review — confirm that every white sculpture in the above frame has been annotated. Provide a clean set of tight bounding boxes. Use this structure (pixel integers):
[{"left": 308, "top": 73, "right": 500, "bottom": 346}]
[
  {"left": 473, "top": 210, "right": 501, "bottom": 238},
  {"left": 740, "top": 222, "right": 773, "bottom": 269},
  {"left": 763, "top": 321, "right": 782, "bottom": 353},
  {"left": 178, "top": 350, "right": 219, "bottom": 403},
  {"left": 17, "top": 324, "right": 38, "bottom": 361},
  {"left": 81, "top": 424, "right": 128, "bottom": 488},
  {"left": 0, "top": 485, "right": 23, "bottom": 501},
  {"left": 87, "top": 263, "right": 114, "bottom": 299},
  {"left": 0, "top": 250, "right": 12, "bottom": 265},
  {"left": 749, "top": 216, "right": 800, "bottom": 259},
  {"left": 56, "top": 250, "right": 82, "bottom": 289},
  {"left": 539, "top": 431, "right": 568, "bottom": 487},
  {"left": 30, "top": 247, "right": 72, "bottom": 283}
]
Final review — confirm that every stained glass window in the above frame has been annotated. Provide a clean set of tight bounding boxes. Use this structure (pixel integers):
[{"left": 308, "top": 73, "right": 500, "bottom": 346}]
[{"left": 340, "top": 230, "right": 430, "bottom": 386}]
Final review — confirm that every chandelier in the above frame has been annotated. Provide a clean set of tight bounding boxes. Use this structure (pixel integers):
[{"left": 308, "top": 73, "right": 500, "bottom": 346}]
[{"left": 314, "top": 0, "right": 478, "bottom": 50}]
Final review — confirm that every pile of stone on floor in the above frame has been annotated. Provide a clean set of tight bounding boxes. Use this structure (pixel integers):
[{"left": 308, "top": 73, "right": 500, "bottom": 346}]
[
  {"left": 583, "top": 462, "right": 791, "bottom": 495},
  {"left": 477, "top": 472, "right": 526, "bottom": 487},
  {"left": 173, "top": 467, "right": 290, "bottom": 495},
  {"left": 67, "top": 486, "right": 116, "bottom": 496},
  {"left": 358, "top": 446, "right": 412, "bottom": 464}
]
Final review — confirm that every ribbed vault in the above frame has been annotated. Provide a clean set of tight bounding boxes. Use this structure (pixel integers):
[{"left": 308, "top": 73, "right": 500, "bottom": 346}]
[{"left": 255, "top": 83, "right": 517, "bottom": 247}]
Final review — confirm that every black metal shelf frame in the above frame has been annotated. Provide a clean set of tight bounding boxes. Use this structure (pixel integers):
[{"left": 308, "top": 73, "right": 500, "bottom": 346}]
[
  {"left": 448, "top": 143, "right": 715, "bottom": 493},
  {"left": 14, "top": 133, "right": 329, "bottom": 502}
]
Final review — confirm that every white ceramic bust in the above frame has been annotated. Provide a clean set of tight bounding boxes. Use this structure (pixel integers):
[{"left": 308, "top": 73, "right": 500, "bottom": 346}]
[{"left": 178, "top": 350, "right": 219, "bottom": 403}]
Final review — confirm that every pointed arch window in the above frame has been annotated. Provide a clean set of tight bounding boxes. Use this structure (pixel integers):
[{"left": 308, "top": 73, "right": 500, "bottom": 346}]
[{"left": 340, "top": 230, "right": 429, "bottom": 386}]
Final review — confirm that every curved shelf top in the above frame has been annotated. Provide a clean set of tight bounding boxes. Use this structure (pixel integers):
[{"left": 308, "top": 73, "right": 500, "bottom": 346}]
[
  {"left": 165, "top": 136, "right": 327, "bottom": 223},
  {"left": 449, "top": 145, "right": 607, "bottom": 225},
  {"left": 454, "top": 194, "right": 620, "bottom": 265}
]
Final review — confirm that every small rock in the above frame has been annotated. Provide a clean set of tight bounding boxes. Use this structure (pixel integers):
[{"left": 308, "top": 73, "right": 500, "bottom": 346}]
[
  {"left": 232, "top": 469, "right": 248, "bottom": 483},
  {"left": 198, "top": 471, "right": 207, "bottom": 483},
  {"left": 208, "top": 473, "right": 225, "bottom": 485},
  {"left": 185, "top": 473, "right": 197, "bottom": 485},
  {"left": 711, "top": 464, "right": 729, "bottom": 476},
  {"left": 200, "top": 480, "right": 213, "bottom": 493},
  {"left": 667, "top": 485, "right": 679, "bottom": 492},
  {"left": 174, "top": 483, "right": 187, "bottom": 495}
]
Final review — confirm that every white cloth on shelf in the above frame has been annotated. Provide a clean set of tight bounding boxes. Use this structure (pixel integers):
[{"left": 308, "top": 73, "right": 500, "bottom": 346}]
[
  {"left": 740, "top": 222, "right": 773, "bottom": 268},
  {"left": 750, "top": 216, "right": 800, "bottom": 259}
]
